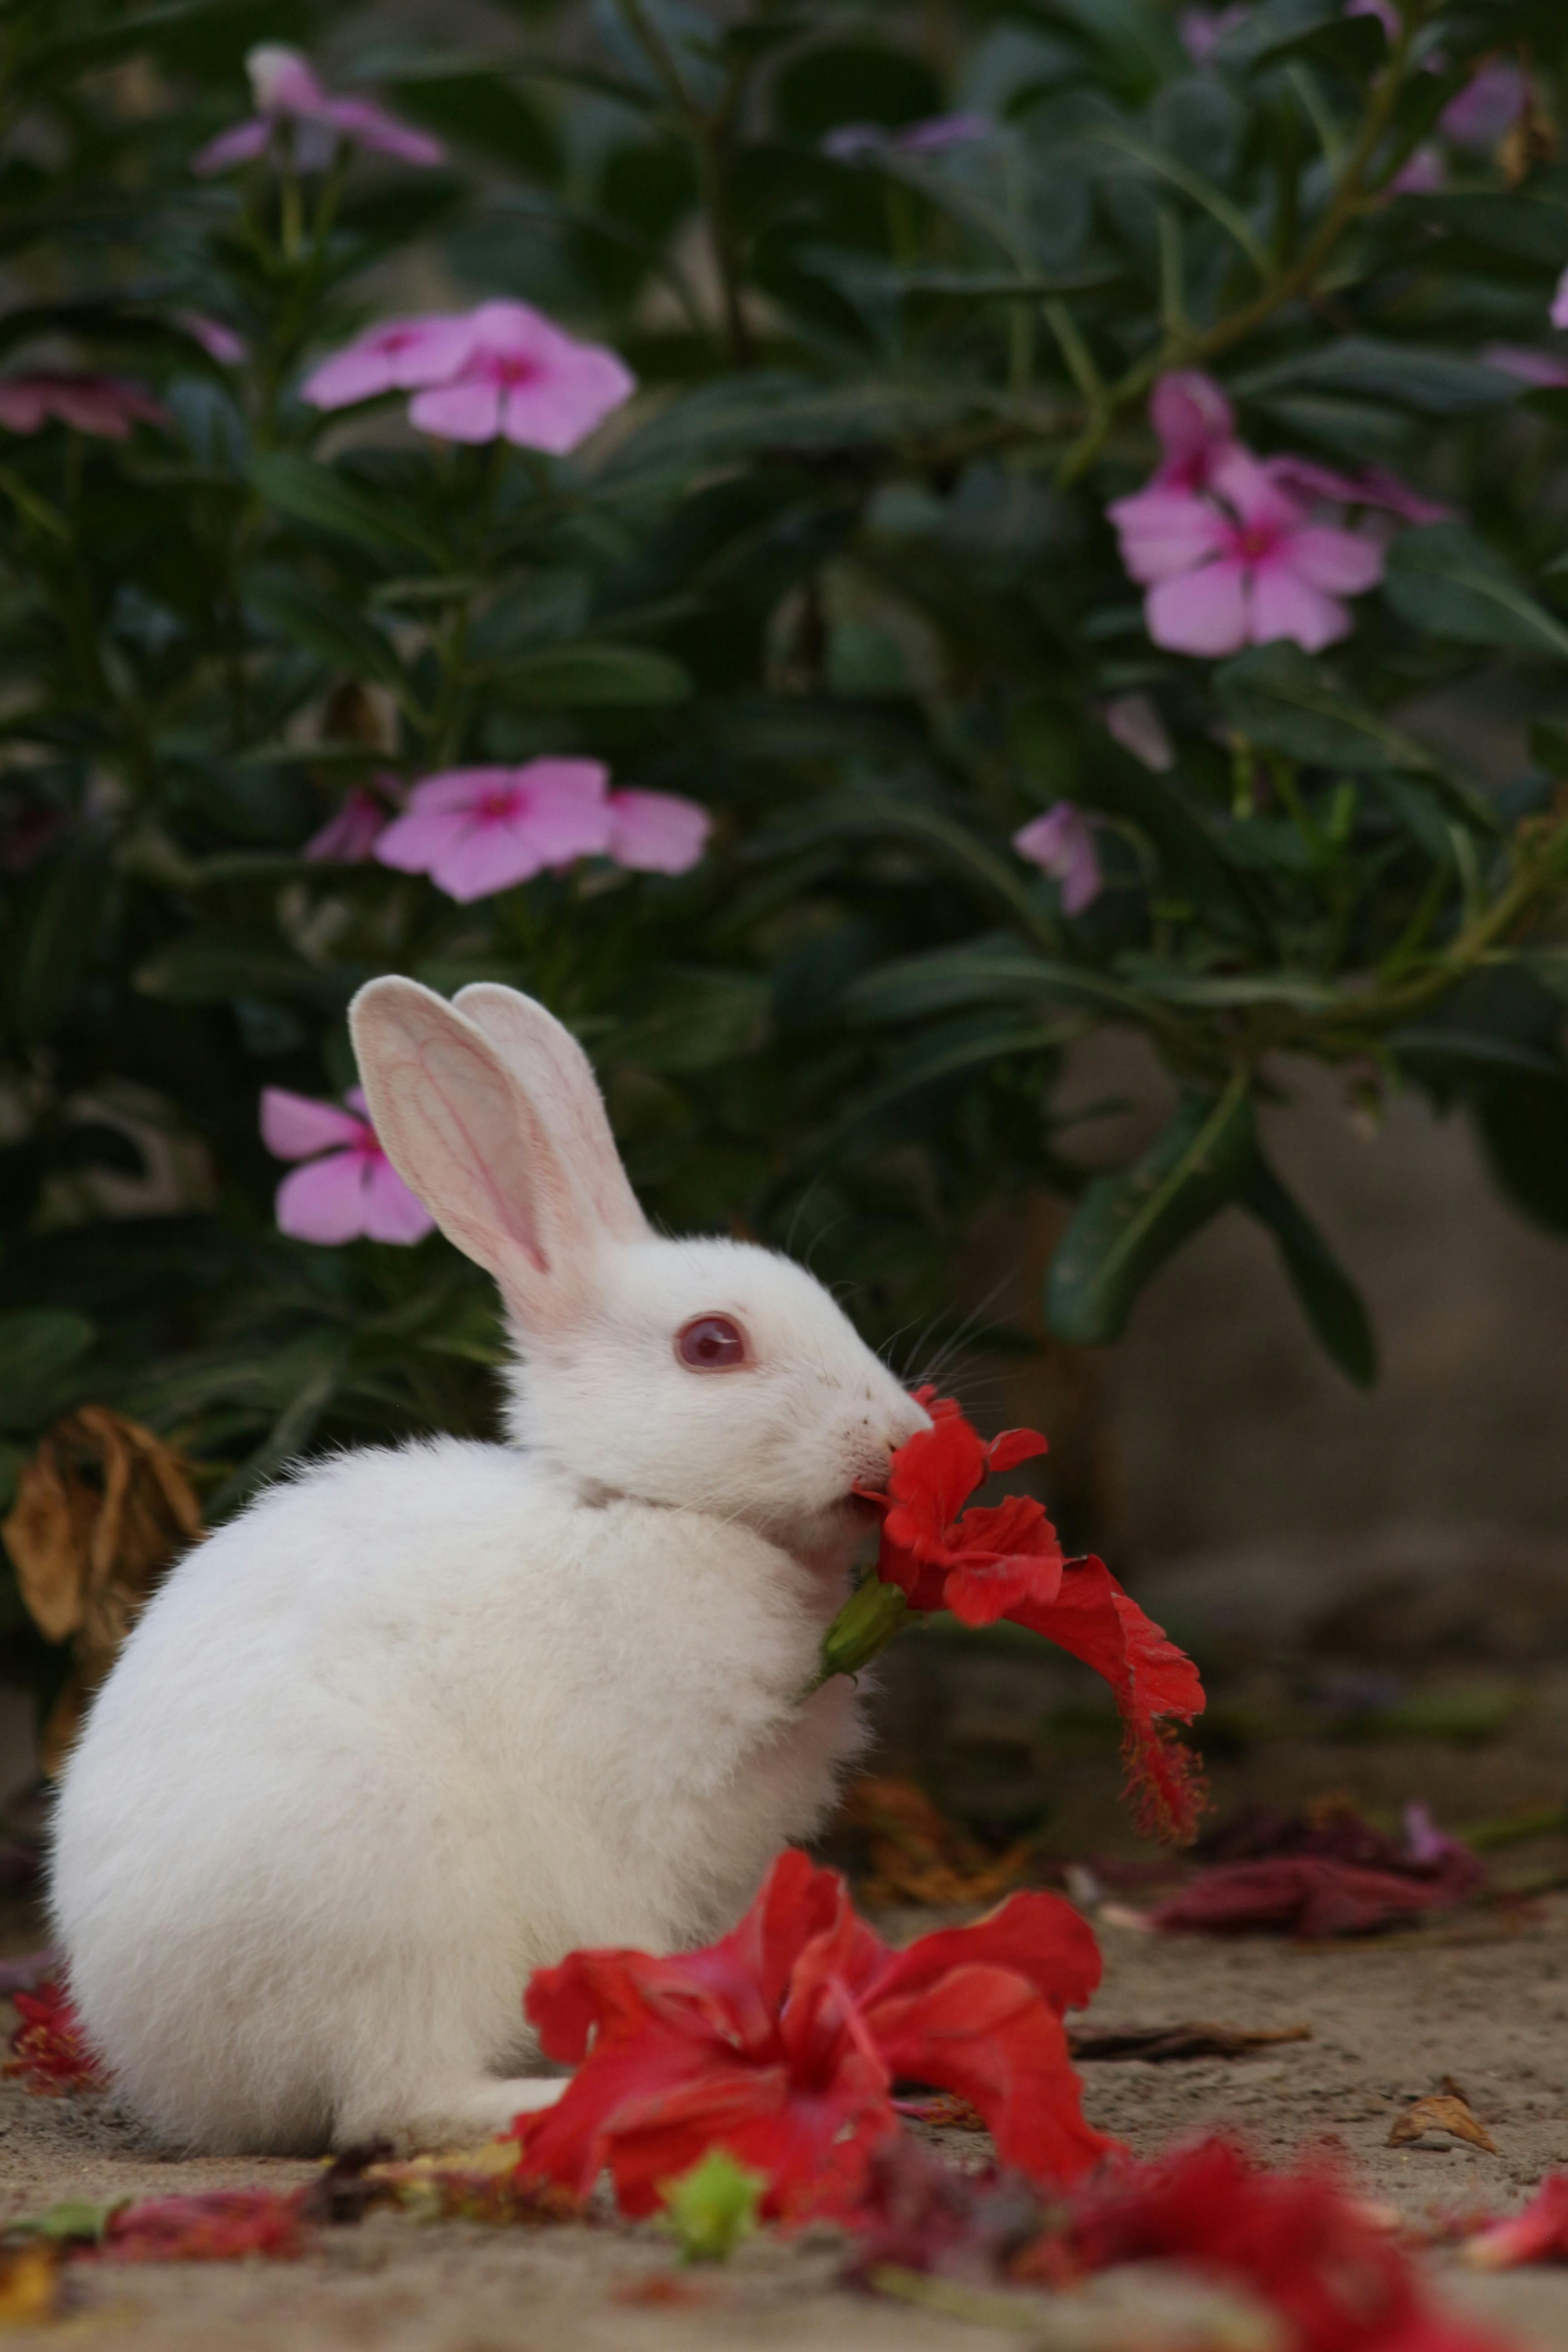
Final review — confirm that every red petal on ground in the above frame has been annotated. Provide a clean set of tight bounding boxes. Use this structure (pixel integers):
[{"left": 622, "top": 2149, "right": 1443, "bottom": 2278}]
[
  {"left": 101, "top": 2190, "right": 306, "bottom": 2262},
  {"left": 1060, "top": 2138, "right": 1508, "bottom": 2352},
  {"left": 865, "top": 1889, "right": 1102, "bottom": 2018},
  {"left": 4, "top": 1983, "right": 105, "bottom": 2094},
  {"left": 1006, "top": 1557, "right": 1206, "bottom": 1840},
  {"left": 867, "top": 1963, "right": 1117, "bottom": 2185},
  {"left": 1150, "top": 1857, "right": 1462, "bottom": 1939},
  {"left": 1466, "top": 2174, "right": 1568, "bottom": 2269}
]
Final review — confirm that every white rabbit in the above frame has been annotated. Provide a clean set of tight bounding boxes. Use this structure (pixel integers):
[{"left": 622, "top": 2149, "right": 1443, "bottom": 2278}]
[{"left": 49, "top": 977, "right": 928, "bottom": 2156}]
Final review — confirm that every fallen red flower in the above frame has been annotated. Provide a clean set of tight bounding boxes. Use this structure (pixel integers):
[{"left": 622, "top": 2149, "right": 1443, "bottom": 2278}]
[
  {"left": 100, "top": 2190, "right": 306, "bottom": 2263},
  {"left": 5, "top": 1982, "right": 106, "bottom": 2094},
  {"left": 1150, "top": 1857, "right": 1470, "bottom": 1940},
  {"left": 853, "top": 1397, "right": 1205, "bottom": 1839},
  {"left": 1465, "top": 2174, "right": 1568, "bottom": 2270},
  {"left": 1039, "top": 2137, "right": 1510, "bottom": 2352},
  {"left": 511, "top": 1849, "right": 1115, "bottom": 2223}
]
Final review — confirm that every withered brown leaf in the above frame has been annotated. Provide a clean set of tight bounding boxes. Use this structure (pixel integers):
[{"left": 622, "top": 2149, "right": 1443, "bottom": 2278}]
[
  {"left": 1068, "top": 2021, "right": 1312, "bottom": 2063},
  {"left": 2, "top": 1408, "right": 201, "bottom": 1773},
  {"left": 1388, "top": 2088, "right": 1499, "bottom": 2155},
  {"left": 842, "top": 1776, "right": 1034, "bottom": 1910}
]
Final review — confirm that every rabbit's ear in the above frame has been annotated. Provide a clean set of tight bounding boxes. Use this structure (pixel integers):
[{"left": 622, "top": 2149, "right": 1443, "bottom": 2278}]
[
  {"left": 454, "top": 984, "right": 648, "bottom": 1245},
  {"left": 349, "top": 977, "right": 601, "bottom": 1332}
]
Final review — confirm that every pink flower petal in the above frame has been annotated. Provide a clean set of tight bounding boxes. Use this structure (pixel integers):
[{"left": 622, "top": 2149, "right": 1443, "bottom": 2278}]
[
  {"left": 606, "top": 788, "right": 710, "bottom": 874},
  {"left": 191, "top": 119, "right": 272, "bottom": 176},
  {"left": 1284, "top": 524, "right": 1384, "bottom": 598},
  {"left": 1553, "top": 270, "right": 1568, "bottom": 335},
  {"left": 260, "top": 1088, "right": 367, "bottom": 1162},
  {"left": 304, "top": 786, "right": 389, "bottom": 862},
  {"left": 1102, "top": 693, "right": 1174, "bottom": 773},
  {"left": 275, "top": 1151, "right": 375, "bottom": 1244},
  {"left": 1441, "top": 63, "right": 1529, "bottom": 150},
  {"left": 372, "top": 806, "right": 472, "bottom": 874},
  {"left": 1013, "top": 804, "right": 1102, "bottom": 915},
  {"left": 176, "top": 311, "right": 248, "bottom": 366},
  {"left": 1107, "top": 487, "right": 1229, "bottom": 584},
  {"left": 247, "top": 44, "right": 328, "bottom": 114},
  {"left": 403, "top": 766, "right": 517, "bottom": 814},
  {"left": 1484, "top": 342, "right": 1568, "bottom": 389},
  {"left": 1247, "top": 563, "right": 1352, "bottom": 652},
  {"left": 510, "top": 760, "right": 614, "bottom": 865},
  {"left": 359, "top": 1155, "right": 436, "bottom": 1243},
  {"left": 1211, "top": 447, "right": 1303, "bottom": 533},
  {"left": 1146, "top": 558, "right": 1250, "bottom": 657},
  {"left": 408, "top": 377, "right": 505, "bottom": 442},
  {"left": 498, "top": 347, "right": 637, "bottom": 454},
  {"left": 321, "top": 96, "right": 445, "bottom": 167},
  {"left": 300, "top": 316, "right": 476, "bottom": 409},
  {"left": 1150, "top": 371, "right": 1235, "bottom": 466},
  {"left": 429, "top": 817, "right": 553, "bottom": 902}
]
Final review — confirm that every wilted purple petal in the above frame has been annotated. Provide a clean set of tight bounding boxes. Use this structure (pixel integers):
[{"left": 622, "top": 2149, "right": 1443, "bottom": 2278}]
[
  {"left": 1389, "top": 144, "right": 1445, "bottom": 195},
  {"left": 304, "top": 785, "right": 391, "bottom": 862},
  {"left": 322, "top": 95, "right": 445, "bottom": 168},
  {"left": 821, "top": 123, "right": 883, "bottom": 162},
  {"left": 1484, "top": 341, "right": 1568, "bottom": 388},
  {"left": 895, "top": 113, "right": 991, "bottom": 154},
  {"left": 1177, "top": 4, "right": 1249, "bottom": 64},
  {"left": 0, "top": 373, "right": 166, "bottom": 440},
  {"left": 1102, "top": 693, "right": 1174, "bottom": 774},
  {"left": 260, "top": 1087, "right": 367, "bottom": 1161},
  {"left": 191, "top": 119, "right": 273, "bottom": 176},
  {"left": 176, "top": 311, "right": 249, "bottom": 366},
  {"left": 1264, "top": 454, "right": 1451, "bottom": 524},
  {"left": 606, "top": 788, "right": 710, "bottom": 874},
  {"left": 1013, "top": 803, "right": 1102, "bottom": 915},
  {"left": 247, "top": 44, "right": 328, "bottom": 114},
  {"left": 1552, "top": 270, "right": 1568, "bottom": 334},
  {"left": 1441, "top": 62, "right": 1528, "bottom": 149}
]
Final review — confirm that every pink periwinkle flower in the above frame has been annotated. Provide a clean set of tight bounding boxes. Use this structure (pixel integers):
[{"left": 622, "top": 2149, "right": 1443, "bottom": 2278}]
[
  {"left": 261, "top": 1086, "right": 433, "bottom": 1246},
  {"left": 304, "top": 781, "right": 399, "bottom": 863},
  {"left": 1261, "top": 453, "right": 1451, "bottom": 526},
  {"left": 1013, "top": 803, "right": 1103, "bottom": 916},
  {"left": 1387, "top": 144, "right": 1445, "bottom": 195},
  {"left": 1148, "top": 369, "right": 1238, "bottom": 493},
  {"left": 301, "top": 300, "right": 635, "bottom": 456},
  {"left": 1486, "top": 339, "right": 1568, "bottom": 388},
  {"left": 1110, "top": 447, "right": 1383, "bottom": 658},
  {"left": 0, "top": 374, "right": 166, "bottom": 440},
  {"left": 1176, "top": 5, "right": 1250, "bottom": 65},
  {"left": 822, "top": 113, "right": 990, "bottom": 163},
  {"left": 175, "top": 311, "right": 250, "bottom": 366},
  {"left": 193, "top": 44, "right": 445, "bottom": 176},
  {"left": 372, "top": 760, "right": 708, "bottom": 902},
  {"left": 1440, "top": 62, "right": 1529, "bottom": 151}
]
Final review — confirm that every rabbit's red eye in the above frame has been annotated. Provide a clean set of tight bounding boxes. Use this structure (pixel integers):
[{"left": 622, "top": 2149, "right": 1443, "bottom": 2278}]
[{"left": 677, "top": 1315, "right": 747, "bottom": 1372}]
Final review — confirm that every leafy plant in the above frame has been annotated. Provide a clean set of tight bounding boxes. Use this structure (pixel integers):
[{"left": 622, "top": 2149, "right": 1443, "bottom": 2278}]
[{"left": 4, "top": 0, "right": 1568, "bottom": 1627}]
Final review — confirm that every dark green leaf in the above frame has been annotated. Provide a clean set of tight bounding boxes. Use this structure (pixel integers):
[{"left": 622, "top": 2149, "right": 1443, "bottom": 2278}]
[
  {"left": 10, "top": 852, "right": 108, "bottom": 1044},
  {"left": 1233, "top": 339, "right": 1518, "bottom": 416},
  {"left": 242, "top": 570, "right": 407, "bottom": 692},
  {"left": 489, "top": 642, "right": 692, "bottom": 706},
  {"left": 134, "top": 939, "right": 356, "bottom": 1008},
  {"left": 1046, "top": 1079, "right": 1256, "bottom": 1345},
  {"left": 1241, "top": 1152, "right": 1377, "bottom": 1385},
  {"left": 844, "top": 942, "right": 1144, "bottom": 1024},
  {"left": 1470, "top": 1071, "right": 1568, "bottom": 1233},
  {"left": 1383, "top": 525, "right": 1568, "bottom": 660},
  {"left": 0, "top": 1310, "right": 95, "bottom": 1428},
  {"left": 1216, "top": 642, "right": 1438, "bottom": 773},
  {"left": 760, "top": 801, "right": 1057, "bottom": 946},
  {"left": 603, "top": 970, "right": 768, "bottom": 1072},
  {"left": 246, "top": 453, "right": 438, "bottom": 562}
]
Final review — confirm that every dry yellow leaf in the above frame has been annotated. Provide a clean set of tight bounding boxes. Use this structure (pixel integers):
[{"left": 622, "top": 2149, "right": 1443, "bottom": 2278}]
[
  {"left": 2, "top": 1407, "right": 201, "bottom": 1774},
  {"left": 0, "top": 2241, "right": 59, "bottom": 2328},
  {"left": 843, "top": 1776, "right": 1034, "bottom": 1909},
  {"left": 1388, "top": 2092, "right": 1499, "bottom": 2154}
]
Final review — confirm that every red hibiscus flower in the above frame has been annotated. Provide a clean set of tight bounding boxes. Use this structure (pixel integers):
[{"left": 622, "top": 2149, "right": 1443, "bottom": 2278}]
[
  {"left": 5, "top": 1982, "right": 105, "bottom": 2094},
  {"left": 511, "top": 1850, "right": 1116, "bottom": 2222},
  {"left": 101, "top": 2190, "right": 306, "bottom": 2263},
  {"left": 850, "top": 1395, "right": 1206, "bottom": 1839},
  {"left": 862, "top": 1390, "right": 1058, "bottom": 1626}
]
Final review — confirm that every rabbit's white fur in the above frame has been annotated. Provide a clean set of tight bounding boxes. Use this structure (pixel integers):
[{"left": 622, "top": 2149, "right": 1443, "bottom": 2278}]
[{"left": 50, "top": 978, "right": 927, "bottom": 2154}]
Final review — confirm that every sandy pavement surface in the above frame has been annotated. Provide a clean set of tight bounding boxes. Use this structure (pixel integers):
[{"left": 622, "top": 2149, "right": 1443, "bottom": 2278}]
[{"left": 2, "top": 1895, "right": 1568, "bottom": 2350}]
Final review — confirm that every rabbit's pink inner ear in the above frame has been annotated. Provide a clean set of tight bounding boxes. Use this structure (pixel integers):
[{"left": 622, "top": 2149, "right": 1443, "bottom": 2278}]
[
  {"left": 454, "top": 982, "right": 648, "bottom": 1245},
  {"left": 350, "top": 979, "right": 597, "bottom": 1332}
]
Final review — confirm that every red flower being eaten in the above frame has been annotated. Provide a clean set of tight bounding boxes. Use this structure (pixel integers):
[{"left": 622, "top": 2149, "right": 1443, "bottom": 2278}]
[
  {"left": 853, "top": 1395, "right": 1206, "bottom": 1839},
  {"left": 862, "top": 1390, "right": 1058, "bottom": 1626},
  {"left": 510, "top": 1849, "right": 1115, "bottom": 2223},
  {"left": 5, "top": 1982, "right": 106, "bottom": 2094}
]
